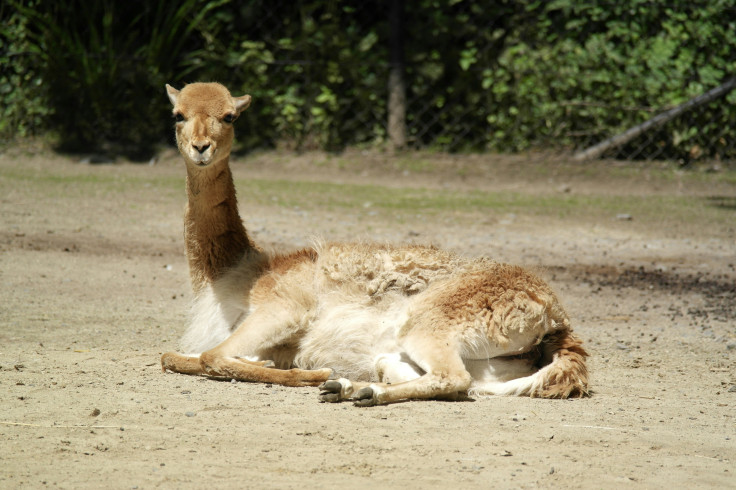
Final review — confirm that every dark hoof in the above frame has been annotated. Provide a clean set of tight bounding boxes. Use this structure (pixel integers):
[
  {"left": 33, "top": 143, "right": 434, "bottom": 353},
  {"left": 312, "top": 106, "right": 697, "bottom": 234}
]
[
  {"left": 353, "top": 387, "right": 377, "bottom": 407},
  {"left": 319, "top": 380, "right": 342, "bottom": 392},
  {"left": 319, "top": 392, "right": 341, "bottom": 403},
  {"left": 319, "top": 380, "right": 344, "bottom": 403}
]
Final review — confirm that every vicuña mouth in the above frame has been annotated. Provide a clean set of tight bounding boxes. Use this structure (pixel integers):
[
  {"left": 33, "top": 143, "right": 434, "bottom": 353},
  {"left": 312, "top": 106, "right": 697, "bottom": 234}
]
[
  {"left": 190, "top": 148, "right": 216, "bottom": 167},
  {"left": 190, "top": 154, "right": 213, "bottom": 167}
]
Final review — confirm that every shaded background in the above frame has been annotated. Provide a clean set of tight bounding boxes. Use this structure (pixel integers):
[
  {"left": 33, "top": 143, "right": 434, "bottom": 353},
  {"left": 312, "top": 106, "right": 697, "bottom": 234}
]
[{"left": 2, "top": 0, "right": 736, "bottom": 162}]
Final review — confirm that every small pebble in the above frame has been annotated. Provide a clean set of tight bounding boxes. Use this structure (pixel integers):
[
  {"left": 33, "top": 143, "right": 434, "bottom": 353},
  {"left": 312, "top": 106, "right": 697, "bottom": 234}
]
[{"left": 185, "top": 411, "right": 195, "bottom": 417}]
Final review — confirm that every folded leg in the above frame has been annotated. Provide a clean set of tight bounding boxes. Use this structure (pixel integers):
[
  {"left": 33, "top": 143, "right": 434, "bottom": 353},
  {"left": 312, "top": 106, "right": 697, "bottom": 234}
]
[
  {"left": 162, "top": 302, "right": 332, "bottom": 387},
  {"left": 319, "top": 352, "right": 424, "bottom": 402},
  {"left": 321, "top": 335, "right": 471, "bottom": 406}
]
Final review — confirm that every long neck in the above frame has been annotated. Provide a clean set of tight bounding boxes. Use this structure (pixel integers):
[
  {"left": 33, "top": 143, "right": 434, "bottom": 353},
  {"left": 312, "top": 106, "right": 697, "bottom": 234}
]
[{"left": 184, "top": 159, "right": 255, "bottom": 292}]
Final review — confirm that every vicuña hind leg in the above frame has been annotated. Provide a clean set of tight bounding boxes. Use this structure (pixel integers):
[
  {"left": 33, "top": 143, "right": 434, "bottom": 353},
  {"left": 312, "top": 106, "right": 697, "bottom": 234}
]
[
  {"left": 321, "top": 335, "right": 471, "bottom": 406},
  {"left": 319, "top": 352, "right": 423, "bottom": 403}
]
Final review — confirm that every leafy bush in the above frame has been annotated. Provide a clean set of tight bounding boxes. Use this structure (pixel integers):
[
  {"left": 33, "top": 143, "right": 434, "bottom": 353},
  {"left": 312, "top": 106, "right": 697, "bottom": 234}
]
[
  {"left": 485, "top": 0, "right": 736, "bottom": 158},
  {"left": 2, "top": 0, "right": 735, "bottom": 160},
  {"left": 4, "top": 0, "right": 225, "bottom": 158},
  {"left": 399, "top": 0, "right": 736, "bottom": 158},
  {"left": 186, "top": 1, "right": 388, "bottom": 151},
  {"left": 0, "top": 2, "right": 49, "bottom": 141}
]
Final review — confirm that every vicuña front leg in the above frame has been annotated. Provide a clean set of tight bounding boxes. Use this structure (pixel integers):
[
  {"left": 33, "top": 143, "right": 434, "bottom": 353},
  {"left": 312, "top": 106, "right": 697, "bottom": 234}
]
[
  {"left": 162, "top": 349, "right": 331, "bottom": 387},
  {"left": 161, "top": 352, "right": 273, "bottom": 375},
  {"left": 161, "top": 352, "right": 203, "bottom": 375},
  {"left": 163, "top": 305, "right": 332, "bottom": 387},
  {"left": 197, "top": 349, "right": 331, "bottom": 387}
]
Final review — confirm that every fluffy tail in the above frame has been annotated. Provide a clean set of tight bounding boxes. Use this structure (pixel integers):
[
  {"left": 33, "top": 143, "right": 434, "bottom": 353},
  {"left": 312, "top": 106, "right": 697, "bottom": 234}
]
[
  {"left": 531, "top": 329, "right": 589, "bottom": 398},
  {"left": 470, "top": 329, "right": 589, "bottom": 398}
]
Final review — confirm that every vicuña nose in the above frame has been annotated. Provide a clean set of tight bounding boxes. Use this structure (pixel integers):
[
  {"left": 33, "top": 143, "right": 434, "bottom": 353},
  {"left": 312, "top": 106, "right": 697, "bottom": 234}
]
[{"left": 193, "top": 143, "right": 210, "bottom": 154}]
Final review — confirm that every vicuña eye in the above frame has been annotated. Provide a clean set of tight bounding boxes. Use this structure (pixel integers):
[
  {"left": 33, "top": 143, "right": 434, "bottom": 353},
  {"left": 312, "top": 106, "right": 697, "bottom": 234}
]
[
  {"left": 223, "top": 114, "right": 236, "bottom": 123},
  {"left": 174, "top": 113, "right": 185, "bottom": 123}
]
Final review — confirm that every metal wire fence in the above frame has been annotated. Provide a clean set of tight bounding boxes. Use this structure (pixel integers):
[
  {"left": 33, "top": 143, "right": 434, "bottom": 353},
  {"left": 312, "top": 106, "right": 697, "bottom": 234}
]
[
  {"left": 4, "top": 1, "right": 736, "bottom": 162},
  {"left": 227, "top": 1, "right": 736, "bottom": 163}
]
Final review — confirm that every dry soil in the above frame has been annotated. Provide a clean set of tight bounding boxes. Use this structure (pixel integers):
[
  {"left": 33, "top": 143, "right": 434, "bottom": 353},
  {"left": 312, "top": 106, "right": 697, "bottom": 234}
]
[{"left": 1, "top": 149, "right": 734, "bottom": 489}]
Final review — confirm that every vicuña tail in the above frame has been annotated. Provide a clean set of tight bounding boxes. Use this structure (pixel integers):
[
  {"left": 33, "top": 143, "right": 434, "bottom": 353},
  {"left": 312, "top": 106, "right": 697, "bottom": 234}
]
[
  {"left": 532, "top": 329, "right": 589, "bottom": 398},
  {"left": 471, "top": 329, "right": 589, "bottom": 398}
]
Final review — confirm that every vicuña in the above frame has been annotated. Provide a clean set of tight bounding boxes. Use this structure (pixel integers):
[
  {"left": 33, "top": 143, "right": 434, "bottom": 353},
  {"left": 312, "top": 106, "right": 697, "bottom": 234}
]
[{"left": 160, "top": 82, "right": 589, "bottom": 406}]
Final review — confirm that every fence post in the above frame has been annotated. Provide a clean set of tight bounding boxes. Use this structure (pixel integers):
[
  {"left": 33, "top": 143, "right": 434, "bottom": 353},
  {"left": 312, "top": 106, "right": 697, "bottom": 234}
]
[{"left": 388, "top": 0, "right": 407, "bottom": 151}]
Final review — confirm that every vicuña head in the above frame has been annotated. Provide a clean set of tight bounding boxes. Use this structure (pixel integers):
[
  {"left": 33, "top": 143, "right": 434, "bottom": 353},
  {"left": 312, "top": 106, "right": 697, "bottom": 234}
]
[
  {"left": 165, "top": 82, "right": 256, "bottom": 298},
  {"left": 165, "top": 82, "right": 251, "bottom": 167}
]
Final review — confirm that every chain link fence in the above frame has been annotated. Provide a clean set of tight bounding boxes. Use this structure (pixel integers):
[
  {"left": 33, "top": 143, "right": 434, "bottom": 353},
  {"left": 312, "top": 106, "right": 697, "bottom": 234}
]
[
  {"left": 226, "top": 1, "right": 736, "bottom": 163},
  {"left": 4, "top": 1, "right": 736, "bottom": 162}
]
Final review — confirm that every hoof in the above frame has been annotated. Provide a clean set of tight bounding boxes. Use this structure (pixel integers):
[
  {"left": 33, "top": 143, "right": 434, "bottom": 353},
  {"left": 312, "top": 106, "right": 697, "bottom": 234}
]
[
  {"left": 319, "top": 392, "right": 341, "bottom": 403},
  {"left": 353, "top": 387, "right": 377, "bottom": 407},
  {"left": 319, "top": 379, "right": 343, "bottom": 392},
  {"left": 319, "top": 380, "right": 344, "bottom": 403}
]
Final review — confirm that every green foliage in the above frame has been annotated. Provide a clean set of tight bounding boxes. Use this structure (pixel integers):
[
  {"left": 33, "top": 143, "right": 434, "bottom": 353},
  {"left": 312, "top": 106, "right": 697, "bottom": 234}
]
[
  {"left": 3, "top": 0, "right": 224, "bottom": 157},
  {"left": 187, "top": 1, "right": 388, "bottom": 150},
  {"left": 381, "top": 0, "right": 733, "bottom": 159},
  {"left": 402, "top": 0, "right": 736, "bottom": 158},
  {"left": 0, "top": 2, "right": 49, "bottom": 140},
  {"left": 2, "top": 0, "right": 736, "bottom": 160}
]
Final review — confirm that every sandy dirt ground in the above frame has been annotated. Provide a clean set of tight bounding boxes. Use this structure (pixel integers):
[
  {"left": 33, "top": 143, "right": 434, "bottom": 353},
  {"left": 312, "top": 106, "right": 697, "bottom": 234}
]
[{"left": 1, "top": 149, "right": 734, "bottom": 489}]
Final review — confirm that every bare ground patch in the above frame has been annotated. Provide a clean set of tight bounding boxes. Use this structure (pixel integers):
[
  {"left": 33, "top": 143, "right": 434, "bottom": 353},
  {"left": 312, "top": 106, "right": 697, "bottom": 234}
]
[{"left": 1, "top": 150, "right": 734, "bottom": 488}]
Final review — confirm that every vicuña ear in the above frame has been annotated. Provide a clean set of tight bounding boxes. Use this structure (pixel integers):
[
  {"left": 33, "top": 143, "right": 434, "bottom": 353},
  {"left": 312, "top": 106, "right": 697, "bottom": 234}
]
[
  {"left": 234, "top": 94, "right": 252, "bottom": 115},
  {"left": 166, "top": 84, "right": 180, "bottom": 107}
]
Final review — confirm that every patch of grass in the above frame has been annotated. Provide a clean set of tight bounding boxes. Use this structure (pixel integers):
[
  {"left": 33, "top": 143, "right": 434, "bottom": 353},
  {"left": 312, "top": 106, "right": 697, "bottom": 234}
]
[
  {"left": 0, "top": 165, "right": 182, "bottom": 199},
  {"left": 1, "top": 160, "right": 732, "bottom": 239},
  {"left": 237, "top": 177, "right": 734, "bottom": 238},
  {"left": 580, "top": 160, "right": 736, "bottom": 186},
  {"left": 393, "top": 156, "right": 435, "bottom": 173}
]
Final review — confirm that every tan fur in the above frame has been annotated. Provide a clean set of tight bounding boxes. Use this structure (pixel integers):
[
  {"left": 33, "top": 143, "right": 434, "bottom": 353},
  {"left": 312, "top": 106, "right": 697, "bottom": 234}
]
[
  {"left": 166, "top": 82, "right": 257, "bottom": 292},
  {"left": 160, "top": 82, "right": 589, "bottom": 406}
]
